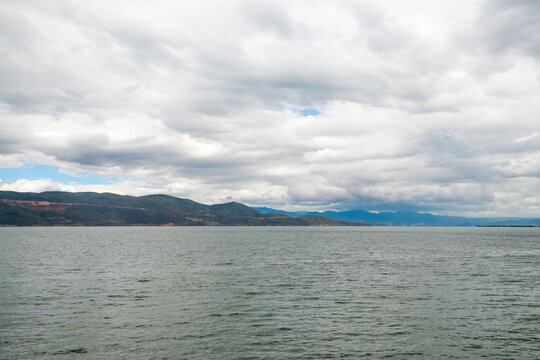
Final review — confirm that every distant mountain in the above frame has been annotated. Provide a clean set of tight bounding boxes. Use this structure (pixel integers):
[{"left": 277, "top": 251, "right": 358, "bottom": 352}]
[
  {"left": 485, "top": 218, "right": 540, "bottom": 226},
  {"left": 0, "top": 191, "right": 353, "bottom": 226},
  {"left": 254, "top": 207, "right": 540, "bottom": 226},
  {"left": 3, "top": 191, "right": 537, "bottom": 227},
  {"left": 252, "top": 207, "right": 304, "bottom": 217}
]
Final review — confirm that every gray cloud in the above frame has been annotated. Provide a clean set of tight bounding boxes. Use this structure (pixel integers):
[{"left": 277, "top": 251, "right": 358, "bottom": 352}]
[
  {"left": 241, "top": 0, "right": 293, "bottom": 37},
  {"left": 475, "top": 0, "right": 540, "bottom": 58}
]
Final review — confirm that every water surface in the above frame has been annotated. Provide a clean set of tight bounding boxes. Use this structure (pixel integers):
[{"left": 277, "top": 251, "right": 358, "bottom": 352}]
[{"left": 1, "top": 227, "right": 539, "bottom": 359}]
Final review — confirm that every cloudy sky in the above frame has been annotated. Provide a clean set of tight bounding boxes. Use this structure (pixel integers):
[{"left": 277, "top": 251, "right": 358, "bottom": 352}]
[{"left": 1, "top": 0, "right": 539, "bottom": 216}]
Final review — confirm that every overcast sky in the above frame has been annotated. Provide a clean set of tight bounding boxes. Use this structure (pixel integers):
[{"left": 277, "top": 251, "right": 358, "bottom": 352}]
[{"left": 1, "top": 0, "right": 539, "bottom": 216}]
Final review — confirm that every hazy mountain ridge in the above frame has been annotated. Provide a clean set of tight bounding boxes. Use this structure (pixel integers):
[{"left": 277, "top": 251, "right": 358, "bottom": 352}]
[
  {"left": 253, "top": 207, "right": 540, "bottom": 226},
  {"left": 2, "top": 191, "right": 538, "bottom": 226},
  {"left": 0, "top": 191, "right": 352, "bottom": 226}
]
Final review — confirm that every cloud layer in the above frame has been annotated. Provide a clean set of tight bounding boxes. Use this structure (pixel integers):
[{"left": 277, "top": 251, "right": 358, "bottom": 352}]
[{"left": 1, "top": 0, "right": 540, "bottom": 216}]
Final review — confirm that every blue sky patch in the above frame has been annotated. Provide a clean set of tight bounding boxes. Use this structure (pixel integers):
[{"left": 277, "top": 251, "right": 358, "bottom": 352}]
[
  {"left": 292, "top": 108, "right": 321, "bottom": 116},
  {"left": 0, "top": 163, "right": 120, "bottom": 185}
]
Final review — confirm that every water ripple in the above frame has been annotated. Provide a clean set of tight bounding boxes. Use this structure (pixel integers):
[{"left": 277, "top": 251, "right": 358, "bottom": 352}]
[{"left": 0, "top": 226, "right": 539, "bottom": 359}]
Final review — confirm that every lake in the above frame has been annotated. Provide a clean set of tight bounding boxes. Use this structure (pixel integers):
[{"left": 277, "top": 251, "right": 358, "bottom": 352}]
[{"left": 0, "top": 227, "right": 539, "bottom": 359}]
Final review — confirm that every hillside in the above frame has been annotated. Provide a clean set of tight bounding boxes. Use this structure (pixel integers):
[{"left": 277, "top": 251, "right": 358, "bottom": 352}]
[{"left": 0, "top": 191, "right": 353, "bottom": 226}]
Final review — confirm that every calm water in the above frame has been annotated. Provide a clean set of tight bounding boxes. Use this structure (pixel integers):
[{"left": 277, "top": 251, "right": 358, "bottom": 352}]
[{"left": 0, "top": 227, "right": 539, "bottom": 359}]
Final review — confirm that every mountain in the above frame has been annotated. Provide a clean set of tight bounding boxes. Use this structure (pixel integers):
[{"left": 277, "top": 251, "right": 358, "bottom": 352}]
[
  {"left": 0, "top": 191, "right": 353, "bottom": 226},
  {"left": 251, "top": 207, "right": 305, "bottom": 217},
  {"left": 254, "top": 207, "right": 540, "bottom": 226},
  {"left": 3, "top": 191, "right": 537, "bottom": 227}
]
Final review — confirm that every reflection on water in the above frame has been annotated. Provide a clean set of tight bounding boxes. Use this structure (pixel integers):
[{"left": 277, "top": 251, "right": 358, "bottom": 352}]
[{"left": 0, "top": 226, "right": 539, "bottom": 359}]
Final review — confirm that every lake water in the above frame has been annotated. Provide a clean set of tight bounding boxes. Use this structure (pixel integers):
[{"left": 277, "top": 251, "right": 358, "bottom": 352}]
[{"left": 0, "top": 227, "right": 538, "bottom": 359}]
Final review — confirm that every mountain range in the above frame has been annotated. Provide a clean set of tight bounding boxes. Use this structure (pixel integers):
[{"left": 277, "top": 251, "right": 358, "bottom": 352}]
[
  {"left": 0, "top": 191, "right": 351, "bottom": 226},
  {"left": 253, "top": 208, "right": 540, "bottom": 227},
  {"left": 1, "top": 191, "right": 539, "bottom": 226}
]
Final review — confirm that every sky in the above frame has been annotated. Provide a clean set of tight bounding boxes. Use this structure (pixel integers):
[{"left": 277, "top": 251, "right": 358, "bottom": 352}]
[{"left": 0, "top": 0, "right": 539, "bottom": 216}]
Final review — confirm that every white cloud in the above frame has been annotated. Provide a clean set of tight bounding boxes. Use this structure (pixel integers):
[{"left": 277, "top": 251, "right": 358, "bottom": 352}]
[
  {"left": 1, "top": 0, "right": 540, "bottom": 216},
  {"left": 515, "top": 133, "right": 538, "bottom": 143},
  {"left": 0, "top": 155, "right": 22, "bottom": 168},
  {"left": 0, "top": 178, "right": 157, "bottom": 196}
]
